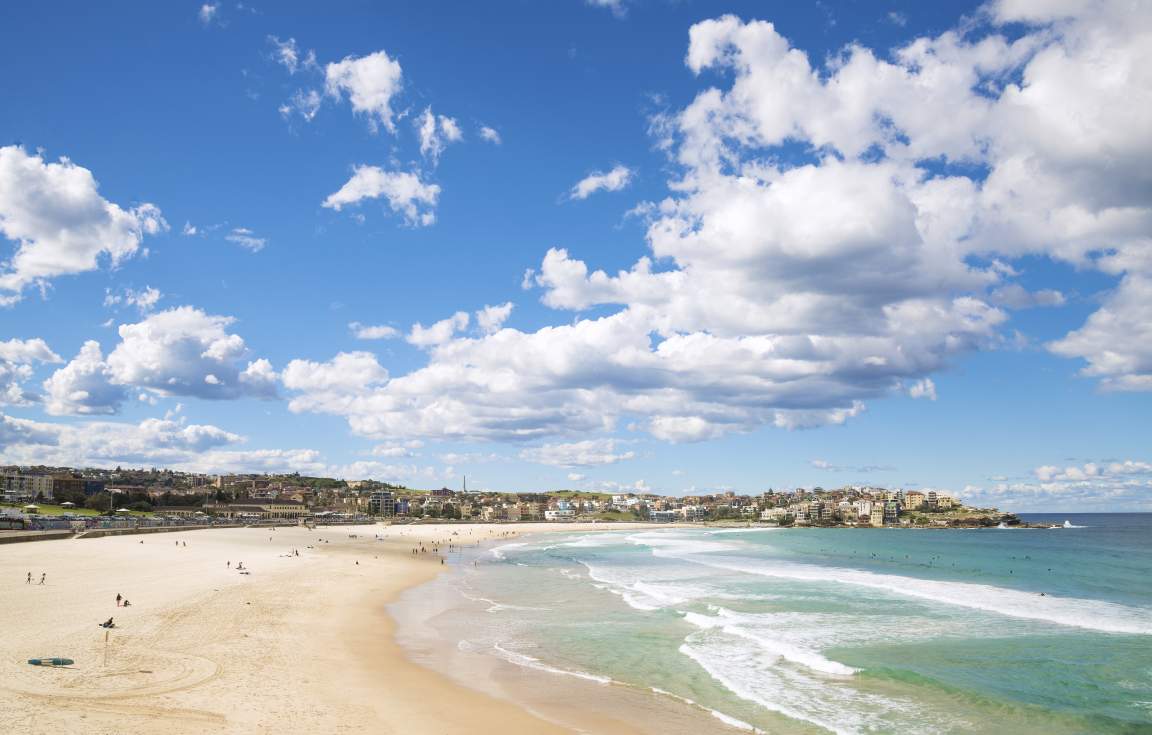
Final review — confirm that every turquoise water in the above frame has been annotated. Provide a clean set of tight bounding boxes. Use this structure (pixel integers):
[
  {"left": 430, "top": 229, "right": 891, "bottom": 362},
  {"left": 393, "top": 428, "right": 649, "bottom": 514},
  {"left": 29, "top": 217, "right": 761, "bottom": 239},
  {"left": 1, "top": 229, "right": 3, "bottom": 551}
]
[{"left": 407, "top": 515, "right": 1152, "bottom": 734}]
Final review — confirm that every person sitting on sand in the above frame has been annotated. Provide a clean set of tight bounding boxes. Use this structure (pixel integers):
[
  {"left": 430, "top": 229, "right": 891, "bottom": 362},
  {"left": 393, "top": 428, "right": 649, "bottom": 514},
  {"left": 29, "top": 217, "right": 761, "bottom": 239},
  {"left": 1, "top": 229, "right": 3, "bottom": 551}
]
[
  {"left": 122, "top": 599, "right": 130, "bottom": 607},
  {"left": 101, "top": 617, "right": 114, "bottom": 628}
]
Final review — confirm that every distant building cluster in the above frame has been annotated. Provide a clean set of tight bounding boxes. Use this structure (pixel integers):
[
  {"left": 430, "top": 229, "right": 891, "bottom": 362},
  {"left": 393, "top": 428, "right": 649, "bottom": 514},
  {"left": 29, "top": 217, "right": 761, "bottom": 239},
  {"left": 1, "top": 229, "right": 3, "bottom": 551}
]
[{"left": 1, "top": 465, "right": 979, "bottom": 526}]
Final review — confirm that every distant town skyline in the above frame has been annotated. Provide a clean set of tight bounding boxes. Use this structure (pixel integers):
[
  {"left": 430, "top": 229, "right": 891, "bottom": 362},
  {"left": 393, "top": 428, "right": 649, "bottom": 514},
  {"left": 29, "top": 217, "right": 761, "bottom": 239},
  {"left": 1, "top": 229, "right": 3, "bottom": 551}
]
[{"left": 1, "top": 1, "right": 1150, "bottom": 512}]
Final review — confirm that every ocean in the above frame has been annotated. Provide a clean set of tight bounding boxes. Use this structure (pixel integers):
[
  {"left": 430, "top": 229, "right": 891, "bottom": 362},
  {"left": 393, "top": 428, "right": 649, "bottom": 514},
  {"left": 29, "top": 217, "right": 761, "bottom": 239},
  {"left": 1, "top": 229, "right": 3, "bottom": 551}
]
[{"left": 392, "top": 514, "right": 1152, "bottom": 734}]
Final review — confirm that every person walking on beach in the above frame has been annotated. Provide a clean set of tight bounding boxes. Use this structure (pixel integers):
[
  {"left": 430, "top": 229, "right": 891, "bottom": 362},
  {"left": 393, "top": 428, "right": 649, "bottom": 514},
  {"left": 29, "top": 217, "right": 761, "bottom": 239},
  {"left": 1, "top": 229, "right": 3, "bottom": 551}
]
[
  {"left": 26, "top": 572, "right": 31, "bottom": 584},
  {"left": 39, "top": 572, "right": 46, "bottom": 585},
  {"left": 116, "top": 593, "right": 122, "bottom": 607}
]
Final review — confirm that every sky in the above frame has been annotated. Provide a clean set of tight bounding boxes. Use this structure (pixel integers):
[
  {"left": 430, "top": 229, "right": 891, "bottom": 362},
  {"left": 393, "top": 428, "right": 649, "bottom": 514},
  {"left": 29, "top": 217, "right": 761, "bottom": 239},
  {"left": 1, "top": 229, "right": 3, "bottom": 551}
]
[{"left": 1, "top": 0, "right": 1150, "bottom": 511}]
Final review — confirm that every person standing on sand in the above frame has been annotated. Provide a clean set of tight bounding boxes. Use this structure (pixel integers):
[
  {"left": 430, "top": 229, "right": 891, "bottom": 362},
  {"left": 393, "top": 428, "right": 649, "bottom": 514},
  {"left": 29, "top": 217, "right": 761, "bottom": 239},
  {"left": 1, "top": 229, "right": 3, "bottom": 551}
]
[
  {"left": 26, "top": 572, "right": 31, "bottom": 584},
  {"left": 39, "top": 572, "right": 46, "bottom": 585}
]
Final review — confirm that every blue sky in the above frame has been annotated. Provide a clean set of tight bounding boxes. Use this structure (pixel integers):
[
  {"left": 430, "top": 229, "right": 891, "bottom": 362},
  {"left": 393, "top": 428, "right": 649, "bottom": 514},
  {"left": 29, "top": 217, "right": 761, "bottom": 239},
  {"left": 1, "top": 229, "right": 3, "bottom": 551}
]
[{"left": 1, "top": 0, "right": 1150, "bottom": 511}]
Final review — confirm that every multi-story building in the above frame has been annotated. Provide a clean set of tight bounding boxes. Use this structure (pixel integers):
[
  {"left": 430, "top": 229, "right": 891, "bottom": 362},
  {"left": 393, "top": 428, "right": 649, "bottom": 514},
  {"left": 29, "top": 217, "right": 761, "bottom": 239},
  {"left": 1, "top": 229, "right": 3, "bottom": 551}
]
[
  {"left": 869, "top": 505, "right": 885, "bottom": 527},
  {"left": 368, "top": 490, "right": 394, "bottom": 516},
  {"left": 680, "top": 505, "right": 708, "bottom": 522},
  {"left": 1, "top": 473, "right": 54, "bottom": 501},
  {"left": 883, "top": 499, "right": 900, "bottom": 524},
  {"left": 904, "top": 491, "right": 925, "bottom": 510}
]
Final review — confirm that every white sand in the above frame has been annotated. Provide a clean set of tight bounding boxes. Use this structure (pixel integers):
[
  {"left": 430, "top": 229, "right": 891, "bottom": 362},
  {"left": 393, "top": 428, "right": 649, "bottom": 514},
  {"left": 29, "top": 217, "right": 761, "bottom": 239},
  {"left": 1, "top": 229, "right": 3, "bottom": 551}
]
[{"left": 0, "top": 522, "right": 670, "bottom": 734}]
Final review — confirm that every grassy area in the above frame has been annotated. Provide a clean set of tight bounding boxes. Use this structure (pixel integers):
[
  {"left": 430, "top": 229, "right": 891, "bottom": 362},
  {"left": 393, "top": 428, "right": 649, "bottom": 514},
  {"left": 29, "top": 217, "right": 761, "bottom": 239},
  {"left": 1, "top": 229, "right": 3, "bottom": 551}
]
[{"left": 587, "top": 510, "right": 637, "bottom": 522}]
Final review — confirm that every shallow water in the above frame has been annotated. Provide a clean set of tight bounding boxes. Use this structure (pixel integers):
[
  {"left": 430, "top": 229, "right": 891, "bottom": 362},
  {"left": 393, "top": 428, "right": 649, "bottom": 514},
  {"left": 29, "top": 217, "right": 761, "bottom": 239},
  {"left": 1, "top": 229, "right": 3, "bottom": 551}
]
[{"left": 394, "top": 514, "right": 1152, "bottom": 734}]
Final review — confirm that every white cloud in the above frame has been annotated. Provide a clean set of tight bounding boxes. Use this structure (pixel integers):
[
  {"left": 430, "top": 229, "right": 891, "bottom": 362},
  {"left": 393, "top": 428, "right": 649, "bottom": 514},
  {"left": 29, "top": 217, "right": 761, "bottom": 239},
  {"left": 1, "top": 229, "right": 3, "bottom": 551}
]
[
  {"left": 569, "top": 164, "right": 634, "bottom": 200},
  {"left": 519, "top": 439, "right": 636, "bottom": 467},
  {"left": 0, "top": 146, "right": 167, "bottom": 303},
  {"left": 0, "top": 338, "right": 61, "bottom": 365},
  {"left": 372, "top": 440, "right": 423, "bottom": 458},
  {"left": 962, "top": 458, "right": 1152, "bottom": 511},
  {"left": 1049, "top": 274, "right": 1152, "bottom": 391},
  {"left": 475, "top": 302, "right": 513, "bottom": 335},
  {"left": 268, "top": 36, "right": 316, "bottom": 75},
  {"left": 42, "top": 340, "right": 127, "bottom": 415},
  {"left": 417, "top": 107, "right": 463, "bottom": 164},
  {"left": 479, "top": 126, "right": 502, "bottom": 144},
  {"left": 282, "top": 351, "right": 389, "bottom": 395},
  {"left": 567, "top": 472, "right": 586, "bottom": 482},
  {"left": 224, "top": 227, "right": 266, "bottom": 252},
  {"left": 280, "top": 89, "right": 322, "bottom": 122},
  {"left": 349, "top": 322, "right": 399, "bottom": 340},
  {"left": 587, "top": 0, "right": 629, "bottom": 18},
  {"left": 322, "top": 166, "right": 440, "bottom": 226},
  {"left": 182, "top": 221, "right": 198, "bottom": 236},
  {"left": 407, "top": 311, "right": 470, "bottom": 347},
  {"left": 282, "top": 1, "right": 1152, "bottom": 446},
  {"left": 325, "top": 50, "right": 404, "bottom": 133},
  {"left": 0, "top": 338, "right": 62, "bottom": 407},
  {"left": 908, "top": 378, "right": 937, "bottom": 401},
  {"left": 198, "top": 3, "right": 219, "bottom": 25},
  {"left": 104, "top": 286, "right": 162, "bottom": 313},
  {"left": 43, "top": 307, "right": 277, "bottom": 414}
]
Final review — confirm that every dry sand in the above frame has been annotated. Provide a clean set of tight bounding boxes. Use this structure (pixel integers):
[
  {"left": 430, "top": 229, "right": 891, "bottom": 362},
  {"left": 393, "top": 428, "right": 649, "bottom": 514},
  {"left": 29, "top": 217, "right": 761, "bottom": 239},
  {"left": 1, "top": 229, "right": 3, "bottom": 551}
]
[{"left": 0, "top": 522, "right": 660, "bottom": 734}]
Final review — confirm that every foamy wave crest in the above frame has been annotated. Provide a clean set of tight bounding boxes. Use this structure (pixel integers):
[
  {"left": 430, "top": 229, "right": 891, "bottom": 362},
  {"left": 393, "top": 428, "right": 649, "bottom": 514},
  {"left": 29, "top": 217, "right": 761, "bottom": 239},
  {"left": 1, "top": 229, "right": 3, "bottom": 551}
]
[
  {"left": 661, "top": 553, "right": 1152, "bottom": 636},
  {"left": 683, "top": 611, "right": 858, "bottom": 676},
  {"left": 491, "top": 642, "right": 612, "bottom": 685},
  {"left": 488, "top": 541, "right": 528, "bottom": 560}
]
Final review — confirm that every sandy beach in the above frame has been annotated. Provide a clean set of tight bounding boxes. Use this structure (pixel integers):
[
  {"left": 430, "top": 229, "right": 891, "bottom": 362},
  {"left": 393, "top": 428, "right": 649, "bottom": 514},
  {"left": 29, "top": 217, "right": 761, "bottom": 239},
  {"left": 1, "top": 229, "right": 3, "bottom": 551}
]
[{"left": 0, "top": 522, "right": 666, "bottom": 735}]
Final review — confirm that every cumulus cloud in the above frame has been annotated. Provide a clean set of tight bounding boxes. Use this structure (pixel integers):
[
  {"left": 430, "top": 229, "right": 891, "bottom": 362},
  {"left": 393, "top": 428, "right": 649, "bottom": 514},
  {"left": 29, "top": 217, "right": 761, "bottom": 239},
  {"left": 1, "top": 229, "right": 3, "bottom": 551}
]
[
  {"left": 1049, "top": 274, "right": 1152, "bottom": 391},
  {"left": 961, "top": 458, "right": 1152, "bottom": 511},
  {"left": 42, "top": 307, "right": 276, "bottom": 415},
  {"left": 325, "top": 50, "right": 404, "bottom": 133},
  {"left": 519, "top": 439, "right": 636, "bottom": 467},
  {"left": 908, "top": 378, "right": 937, "bottom": 401},
  {"left": 0, "top": 146, "right": 166, "bottom": 304},
  {"left": 407, "top": 312, "right": 469, "bottom": 347},
  {"left": 282, "top": 1, "right": 1152, "bottom": 446},
  {"left": 569, "top": 164, "right": 634, "bottom": 200},
  {"left": 0, "top": 338, "right": 62, "bottom": 407},
  {"left": 323, "top": 166, "right": 440, "bottom": 226},
  {"left": 417, "top": 107, "right": 463, "bottom": 164},
  {"left": 475, "top": 302, "right": 513, "bottom": 335},
  {"left": 42, "top": 340, "right": 127, "bottom": 415}
]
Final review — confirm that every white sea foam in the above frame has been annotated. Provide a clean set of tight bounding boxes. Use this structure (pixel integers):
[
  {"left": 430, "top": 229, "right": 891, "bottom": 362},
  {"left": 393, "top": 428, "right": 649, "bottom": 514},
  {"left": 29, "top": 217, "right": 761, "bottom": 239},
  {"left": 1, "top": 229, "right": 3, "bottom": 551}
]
[
  {"left": 490, "top": 642, "right": 612, "bottom": 685},
  {"left": 488, "top": 541, "right": 528, "bottom": 560},
  {"left": 650, "top": 687, "right": 764, "bottom": 733},
  {"left": 650, "top": 542, "right": 1152, "bottom": 636},
  {"left": 683, "top": 611, "right": 858, "bottom": 676},
  {"left": 459, "top": 591, "right": 547, "bottom": 613}
]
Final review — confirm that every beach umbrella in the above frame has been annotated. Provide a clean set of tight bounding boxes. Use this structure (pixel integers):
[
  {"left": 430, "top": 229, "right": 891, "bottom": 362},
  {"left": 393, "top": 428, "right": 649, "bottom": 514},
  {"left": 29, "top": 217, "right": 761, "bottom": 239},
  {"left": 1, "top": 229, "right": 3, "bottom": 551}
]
[
  {"left": 60, "top": 501, "right": 75, "bottom": 507},
  {"left": 23, "top": 504, "right": 39, "bottom": 510},
  {"left": 115, "top": 507, "right": 132, "bottom": 512}
]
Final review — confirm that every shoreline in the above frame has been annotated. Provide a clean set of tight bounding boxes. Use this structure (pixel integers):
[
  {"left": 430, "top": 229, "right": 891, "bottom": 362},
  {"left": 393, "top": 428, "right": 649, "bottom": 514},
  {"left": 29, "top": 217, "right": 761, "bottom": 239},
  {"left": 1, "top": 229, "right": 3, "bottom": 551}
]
[{"left": 0, "top": 523, "right": 618, "bottom": 734}]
